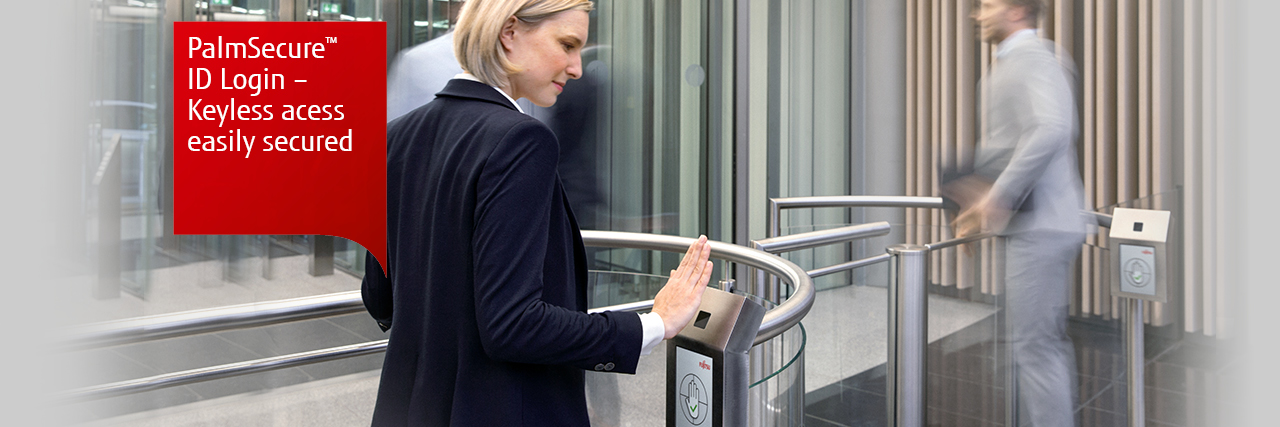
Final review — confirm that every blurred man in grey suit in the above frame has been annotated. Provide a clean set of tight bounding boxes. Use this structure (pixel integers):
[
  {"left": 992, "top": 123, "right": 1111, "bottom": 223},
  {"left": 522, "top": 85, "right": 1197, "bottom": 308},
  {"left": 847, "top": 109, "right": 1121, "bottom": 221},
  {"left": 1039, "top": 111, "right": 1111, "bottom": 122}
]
[{"left": 955, "top": 0, "right": 1087, "bottom": 426}]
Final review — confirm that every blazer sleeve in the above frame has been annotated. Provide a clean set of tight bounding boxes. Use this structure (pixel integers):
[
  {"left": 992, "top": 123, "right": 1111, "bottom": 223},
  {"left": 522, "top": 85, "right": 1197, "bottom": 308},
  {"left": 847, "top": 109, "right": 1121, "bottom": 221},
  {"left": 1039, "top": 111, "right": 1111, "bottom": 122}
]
[
  {"left": 989, "top": 55, "right": 1075, "bottom": 210},
  {"left": 361, "top": 251, "right": 393, "bottom": 332},
  {"left": 471, "top": 119, "right": 644, "bottom": 373}
]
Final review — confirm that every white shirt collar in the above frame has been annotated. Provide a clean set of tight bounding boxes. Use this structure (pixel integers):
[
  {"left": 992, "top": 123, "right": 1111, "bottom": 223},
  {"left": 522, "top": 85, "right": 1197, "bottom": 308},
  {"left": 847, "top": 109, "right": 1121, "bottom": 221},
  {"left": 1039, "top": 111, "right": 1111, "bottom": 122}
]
[
  {"left": 996, "top": 29, "right": 1038, "bottom": 59},
  {"left": 454, "top": 72, "right": 525, "bottom": 114}
]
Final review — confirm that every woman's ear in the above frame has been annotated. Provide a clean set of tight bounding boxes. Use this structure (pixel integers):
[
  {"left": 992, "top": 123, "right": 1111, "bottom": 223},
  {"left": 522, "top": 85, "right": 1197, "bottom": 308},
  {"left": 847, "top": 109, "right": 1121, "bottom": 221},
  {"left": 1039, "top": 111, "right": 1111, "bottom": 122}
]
[{"left": 499, "top": 16, "right": 520, "bottom": 52}]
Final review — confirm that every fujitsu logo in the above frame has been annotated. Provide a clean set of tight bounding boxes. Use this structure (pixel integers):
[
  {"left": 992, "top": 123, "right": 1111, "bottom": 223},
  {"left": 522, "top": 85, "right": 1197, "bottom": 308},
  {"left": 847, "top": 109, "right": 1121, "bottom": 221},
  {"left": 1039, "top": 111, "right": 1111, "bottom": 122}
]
[
  {"left": 1143, "top": 250, "right": 1153, "bottom": 255},
  {"left": 699, "top": 361, "right": 711, "bottom": 371}
]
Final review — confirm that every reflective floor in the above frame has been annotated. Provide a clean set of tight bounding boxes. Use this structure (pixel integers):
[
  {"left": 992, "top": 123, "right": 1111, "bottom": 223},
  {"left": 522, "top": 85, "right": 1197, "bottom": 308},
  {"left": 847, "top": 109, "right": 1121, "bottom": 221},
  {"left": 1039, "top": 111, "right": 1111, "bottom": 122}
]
[{"left": 803, "top": 315, "right": 1230, "bottom": 427}]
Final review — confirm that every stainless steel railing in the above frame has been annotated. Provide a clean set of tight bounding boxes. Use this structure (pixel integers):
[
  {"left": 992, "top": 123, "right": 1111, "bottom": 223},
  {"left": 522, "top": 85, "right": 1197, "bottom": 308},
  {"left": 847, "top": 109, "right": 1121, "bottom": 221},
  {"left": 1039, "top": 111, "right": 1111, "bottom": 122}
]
[
  {"left": 580, "top": 231, "right": 813, "bottom": 345},
  {"left": 63, "top": 301, "right": 653, "bottom": 402},
  {"left": 63, "top": 291, "right": 366, "bottom": 350},
  {"left": 61, "top": 231, "right": 814, "bottom": 402}
]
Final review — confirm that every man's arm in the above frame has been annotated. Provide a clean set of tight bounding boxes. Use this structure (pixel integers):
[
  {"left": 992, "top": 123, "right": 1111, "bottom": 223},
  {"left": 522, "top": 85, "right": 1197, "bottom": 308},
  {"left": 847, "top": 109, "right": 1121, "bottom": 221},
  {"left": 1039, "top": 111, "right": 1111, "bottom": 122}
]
[
  {"left": 987, "top": 56, "right": 1075, "bottom": 211},
  {"left": 956, "top": 52, "right": 1075, "bottom": 237}
]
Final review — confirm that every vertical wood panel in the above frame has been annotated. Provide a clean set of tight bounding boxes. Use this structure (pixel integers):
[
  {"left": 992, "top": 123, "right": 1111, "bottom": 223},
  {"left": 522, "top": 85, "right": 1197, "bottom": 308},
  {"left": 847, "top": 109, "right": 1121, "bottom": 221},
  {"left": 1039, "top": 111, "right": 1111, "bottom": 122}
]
[
  {"left": 1138, "top": 0, "right": 1151, "bottom": 198},
  {"left": 916, "top": 0, "right": 931, "bottom": 247},
  {"left": 1153, "top": 0, "right": 1173, "bottom": 196},
  {"left": 930, "top": 0, "right": 941, "bottom": 283},
  {"left": 980, "top": 39, "right": 993, "bottom": 296},
  {"left": 1081, "top": 0, "right": 1097, "bottom": 316},
  {"left": 940, "top": 0, "right": 956, "bottom": 287},
  {"left": 1100, "top": 0, "right": 1119, "bottom": 319},
  {"left": 1117, "top": 0, "right": 1137, "bottom": 205},
  {"left": 905, "top": 0, "right": 917, "bottom": 244},
  {"left": 1213, "top": 0, "right": 1228, "bottom": 337},
  {"left": 1137, "top": 0, "right": 1167, "bottom": 326},
  {"left": 956, "top": 0, "right": 976, "bottom": 291},
  {"left": 1056, "top": 0, "right": 1074, "bottom": 57},
  {"left": 1181, "top": 0, "right": 1202, "bottom": 333}
]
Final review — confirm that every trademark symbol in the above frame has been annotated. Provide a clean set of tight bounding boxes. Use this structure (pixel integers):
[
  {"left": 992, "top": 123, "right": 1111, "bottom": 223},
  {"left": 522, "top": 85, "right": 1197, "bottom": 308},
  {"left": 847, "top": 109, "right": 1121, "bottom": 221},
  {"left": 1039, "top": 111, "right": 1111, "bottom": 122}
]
[{"left": 326, "top": 37, "right": 338, "bottom": 43}]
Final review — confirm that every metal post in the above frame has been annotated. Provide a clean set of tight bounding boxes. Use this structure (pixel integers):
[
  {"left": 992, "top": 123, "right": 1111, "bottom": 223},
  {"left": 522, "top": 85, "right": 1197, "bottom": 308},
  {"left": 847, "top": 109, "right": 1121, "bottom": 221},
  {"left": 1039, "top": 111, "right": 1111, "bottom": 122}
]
[
  {"left": 886, "top": 244, "right": 928, "bottom": 427},
  {"left": 1126, "top": 298, "right": 1144, "bottom": 427},
  {"left": 310, "top": 235, "right": 334, "bottom": 276},
  {"left": 261, "top": 235, "right": 273, "bottom": 280},
  {"left": 731, "top": 0, "right": 751, "bottom": 292},
  {"left": 720, "top": 278, "right": 736, "bottom": 293}
]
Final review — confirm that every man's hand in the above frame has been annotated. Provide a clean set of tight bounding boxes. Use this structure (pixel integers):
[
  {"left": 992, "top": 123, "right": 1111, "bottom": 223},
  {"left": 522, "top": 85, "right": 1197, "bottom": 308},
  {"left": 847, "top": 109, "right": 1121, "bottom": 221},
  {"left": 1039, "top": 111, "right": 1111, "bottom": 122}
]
[
  {"left": 952, "top": 195, "right": 1012, "bottom": 254},
  {"left": 651, "top": 235, "right": 714, "bottom": 339}
]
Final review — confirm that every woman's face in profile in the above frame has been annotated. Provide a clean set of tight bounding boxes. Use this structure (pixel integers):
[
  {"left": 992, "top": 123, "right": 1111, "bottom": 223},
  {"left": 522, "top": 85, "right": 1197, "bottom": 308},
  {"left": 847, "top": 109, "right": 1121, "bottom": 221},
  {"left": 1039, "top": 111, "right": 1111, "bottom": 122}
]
[{"left": 502, "top": 10, "right": 589, "bottom": 107}]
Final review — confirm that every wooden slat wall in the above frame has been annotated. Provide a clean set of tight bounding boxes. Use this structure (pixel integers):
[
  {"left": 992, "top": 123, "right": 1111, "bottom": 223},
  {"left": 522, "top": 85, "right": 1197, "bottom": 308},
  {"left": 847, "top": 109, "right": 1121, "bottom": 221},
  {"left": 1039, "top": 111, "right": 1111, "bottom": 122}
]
[{"left": 905, "top": 0, "right": 1224, "bottom": 333}]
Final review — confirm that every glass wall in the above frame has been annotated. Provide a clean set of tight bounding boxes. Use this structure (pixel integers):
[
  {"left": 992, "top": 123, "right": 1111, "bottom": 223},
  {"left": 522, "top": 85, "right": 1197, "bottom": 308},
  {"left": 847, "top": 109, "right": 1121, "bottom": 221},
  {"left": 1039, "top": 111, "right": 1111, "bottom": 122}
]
[
  {"left": 744, "top": 0, "right": 856, "bottom": 290},
  {"left": 587, "top": 0, "right": 732, "bottom": 278},
  {"left": 67, "top": 0, "right": 746, "bottom": 420}
]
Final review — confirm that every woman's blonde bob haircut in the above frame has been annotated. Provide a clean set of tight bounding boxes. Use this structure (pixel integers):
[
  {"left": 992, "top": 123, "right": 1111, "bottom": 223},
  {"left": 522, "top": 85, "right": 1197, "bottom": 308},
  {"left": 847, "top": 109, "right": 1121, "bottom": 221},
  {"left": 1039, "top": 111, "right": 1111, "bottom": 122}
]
[{"left": 454, "top": 0, "right": 594, "bottom": 89}]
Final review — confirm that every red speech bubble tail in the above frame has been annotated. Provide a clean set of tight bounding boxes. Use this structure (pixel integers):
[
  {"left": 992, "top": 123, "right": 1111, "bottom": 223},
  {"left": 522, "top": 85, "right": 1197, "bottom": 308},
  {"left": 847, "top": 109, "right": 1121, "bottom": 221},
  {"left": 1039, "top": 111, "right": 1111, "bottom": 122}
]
[{"left": 342, "top": 219, "right": 388, "bottom": 277}]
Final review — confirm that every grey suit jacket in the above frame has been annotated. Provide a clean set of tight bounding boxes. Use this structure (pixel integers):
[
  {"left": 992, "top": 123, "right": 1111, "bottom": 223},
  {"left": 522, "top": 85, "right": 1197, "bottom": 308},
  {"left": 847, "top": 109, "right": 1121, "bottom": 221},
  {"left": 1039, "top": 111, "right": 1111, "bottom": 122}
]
[{"left": 975, "top": 32, "right": 1087, "bottom": 235}]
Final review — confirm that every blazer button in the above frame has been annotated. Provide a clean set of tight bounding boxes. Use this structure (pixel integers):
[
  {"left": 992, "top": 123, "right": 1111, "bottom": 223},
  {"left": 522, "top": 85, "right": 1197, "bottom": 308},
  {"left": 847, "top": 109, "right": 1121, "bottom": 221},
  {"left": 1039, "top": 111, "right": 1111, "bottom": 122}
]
[
  {"left": 604, "top": 362, "right": 615, "bottom": 371},
  {"left": 594, "top": 363, "right": 605, "bottom": 371}
]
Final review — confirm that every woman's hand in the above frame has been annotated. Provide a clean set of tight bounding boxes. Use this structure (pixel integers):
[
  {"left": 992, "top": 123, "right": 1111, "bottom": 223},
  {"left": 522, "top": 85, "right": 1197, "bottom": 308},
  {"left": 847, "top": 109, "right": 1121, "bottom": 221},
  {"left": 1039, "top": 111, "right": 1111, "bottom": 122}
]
[{"left": 650, "top": 235, "right": 715, "bottom": 339}]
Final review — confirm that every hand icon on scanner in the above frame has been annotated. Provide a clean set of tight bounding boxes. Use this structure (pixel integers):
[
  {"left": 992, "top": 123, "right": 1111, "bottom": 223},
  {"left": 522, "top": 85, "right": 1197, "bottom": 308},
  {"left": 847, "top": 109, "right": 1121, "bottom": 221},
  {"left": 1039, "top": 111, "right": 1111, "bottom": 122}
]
[
  {"left": 679, "top": 373, "right": 708, "bottom": 425},
  {"left": 686, "top": 380, "right": 700, "bottom": 417}
]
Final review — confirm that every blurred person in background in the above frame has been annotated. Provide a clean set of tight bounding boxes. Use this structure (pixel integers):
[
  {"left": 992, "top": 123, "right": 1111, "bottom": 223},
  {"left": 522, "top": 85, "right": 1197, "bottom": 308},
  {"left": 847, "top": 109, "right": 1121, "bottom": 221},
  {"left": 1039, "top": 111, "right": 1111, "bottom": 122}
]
[
  {"left": 954, "top": 0, "right": 1087, "bottom": 426},
  {"left": 385, "top": 3, "right": 607, "bottom": 234},
  {"left": 386, "top": 2, "right": 466, "bottom": 122}
]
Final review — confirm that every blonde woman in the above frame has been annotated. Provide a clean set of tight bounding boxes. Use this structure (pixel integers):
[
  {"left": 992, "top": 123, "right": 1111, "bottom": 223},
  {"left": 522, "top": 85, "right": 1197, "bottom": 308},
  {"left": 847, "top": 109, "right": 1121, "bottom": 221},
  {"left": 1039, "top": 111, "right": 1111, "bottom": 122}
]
[{"left": 362, "top": 0, "right": 713, "bottom": 425}]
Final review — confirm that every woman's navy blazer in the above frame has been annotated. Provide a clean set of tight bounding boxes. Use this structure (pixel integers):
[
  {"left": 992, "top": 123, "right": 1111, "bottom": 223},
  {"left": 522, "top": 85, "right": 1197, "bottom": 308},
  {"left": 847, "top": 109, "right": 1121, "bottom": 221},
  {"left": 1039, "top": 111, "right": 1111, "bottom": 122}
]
[{"left": 362, "top": 79, "right": 644, "bottom": 426}]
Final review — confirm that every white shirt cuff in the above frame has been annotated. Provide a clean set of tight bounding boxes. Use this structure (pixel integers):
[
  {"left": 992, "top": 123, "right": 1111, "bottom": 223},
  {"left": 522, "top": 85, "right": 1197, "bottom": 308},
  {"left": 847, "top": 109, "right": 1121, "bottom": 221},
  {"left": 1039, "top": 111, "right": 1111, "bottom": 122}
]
[{"left": 638, "top": 312, "right": 666, "bottom": 355}]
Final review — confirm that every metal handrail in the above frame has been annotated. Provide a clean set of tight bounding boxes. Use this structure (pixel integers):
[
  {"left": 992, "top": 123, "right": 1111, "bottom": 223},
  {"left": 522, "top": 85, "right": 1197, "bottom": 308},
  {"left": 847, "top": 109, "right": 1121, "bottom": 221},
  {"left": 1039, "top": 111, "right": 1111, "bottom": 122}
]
[
  {"left": 1086, "top": 211, "right": 1114, "bottom": 228},
  {"left": 581, "top": 231, "right": 814, "bottom": 346},
  {"left": 61, "top": 300, "right": 655, "bottom": 402},
  {"left": 924, "top": 232, "right": 997, "bottom": 251},
  {"left": 63, "top": 291, "right": 366, "bottom": 350},
  {"left": 768, "top": 196, "right": 945, "bottom": 237},
  {"left": 808, "top": 253, "right": 893, "bottom": 278},
  {"left": 752, "top": 221, "right": 891, "bottom": 253},
  {"left": 64, "top": 340, "right": 389, "bottom": 401}
]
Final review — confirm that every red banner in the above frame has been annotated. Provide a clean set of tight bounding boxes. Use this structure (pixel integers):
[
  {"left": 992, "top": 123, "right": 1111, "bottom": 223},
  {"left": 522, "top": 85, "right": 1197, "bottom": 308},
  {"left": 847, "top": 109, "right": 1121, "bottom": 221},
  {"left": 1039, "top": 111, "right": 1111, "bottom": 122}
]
[{"left": 173, "top": 22, "right": 387, "bottom": 274}]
